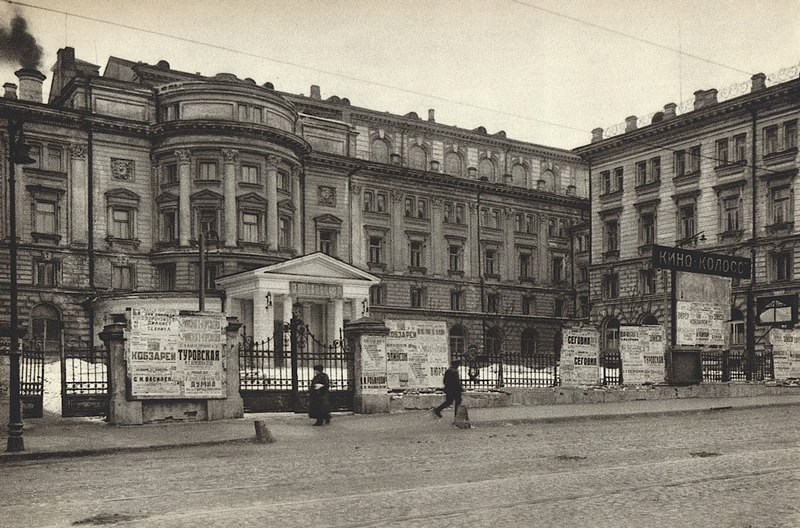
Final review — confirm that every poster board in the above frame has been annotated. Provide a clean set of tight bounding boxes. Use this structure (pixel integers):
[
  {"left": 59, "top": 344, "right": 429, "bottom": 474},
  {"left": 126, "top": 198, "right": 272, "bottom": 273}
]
[
  {"left": 358, "top": 334, "right": 388, "bottom": 392},
  {"left": 560, "top": 327, "right": 600, "bottom": 386},
  {"left": 384, "top": 320, "right": 449, "bottom": 389},
  {"left": 126, "top": 309, "right": 227, "bottom": 399},
  {"left": 619, "top": 325, "right": 666, "bottom": 384},
  {"left": 676, "top": 301, "right": 726, "bottom": 346},
  {"left": 768, "top": 328, "right": 800, "bottom": 379}
]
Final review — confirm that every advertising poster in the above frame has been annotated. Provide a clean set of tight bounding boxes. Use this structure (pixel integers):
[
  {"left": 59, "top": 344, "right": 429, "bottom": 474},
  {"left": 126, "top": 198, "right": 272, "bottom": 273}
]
[
  {"left": 619, "top": 325, "right": 666, "bottom": 384},
  {"left": 560, "top": 327, "right": 600, "bottom": 386},
  {"left": 126, "top": 309, "right": 227, "bottom": 399},
  {"left": 385, "top": 320, "right": 449, "bottom": 389},
  {"left": 768, "top": 328, "right": 800, "bottom": 380},
  {"left": 676, "top": 301, "right": 726, "bottom": 347},
  {"left": 358, "top": 334, "right": 388, "bottom": 392}
]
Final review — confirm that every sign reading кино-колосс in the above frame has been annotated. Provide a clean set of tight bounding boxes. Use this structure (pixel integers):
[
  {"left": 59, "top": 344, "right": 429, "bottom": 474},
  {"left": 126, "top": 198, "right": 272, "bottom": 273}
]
[{"left": 652, "top": 245, "right": 751, "bottom": 279}]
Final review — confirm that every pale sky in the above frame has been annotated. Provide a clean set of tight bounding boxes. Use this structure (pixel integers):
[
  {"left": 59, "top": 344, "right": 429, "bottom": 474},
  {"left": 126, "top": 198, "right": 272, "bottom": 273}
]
[{"left": 0, "top": 0, "right": 798, "bottom": 149}]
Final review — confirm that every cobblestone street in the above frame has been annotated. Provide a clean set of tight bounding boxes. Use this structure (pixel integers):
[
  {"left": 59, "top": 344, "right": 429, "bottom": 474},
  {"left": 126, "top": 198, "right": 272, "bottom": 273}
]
[{"left": 1, "top": 405, "right": 799, "bottom": 527}]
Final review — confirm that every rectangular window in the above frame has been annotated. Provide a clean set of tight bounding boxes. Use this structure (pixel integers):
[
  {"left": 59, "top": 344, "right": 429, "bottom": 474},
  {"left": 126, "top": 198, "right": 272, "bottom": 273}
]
[
  {"left": 48, "top": 146, "right": 63, "bottom": 171},
  {"left": 252, "top": 107, "right": 262, "bottom": 123},
  {"left": 363, "top": 191, "right": 374, "bottom": 212},
  {"left": 770, "top": 187, "right": 791, "bottom": 225},
  {"left": 689, "top": 145, "right": 701, "bottom": 173},
  {"left": 604, "top": 219, "right": 619, "bottom": 252},
  {"left": 785, "top": 120, "right": 797, "bottom": 150},
  {"left": 603, "top": 273, "right": 619, "bottom": 299},
  {"left": 715, "top": 138, "right": 729, "bottom": 166},
  {"left": 198, "top": 161, "right": 218, "bottom": 180},
  {"left": 241, "top": 164, "right": 260, "bottom": 184},
  {"left": 640, "top": 212, "right": 655, "bottom": 245},
  {"left": 33, "top": 259, "right": 58, "bottom": 286},
  {"left": 600, "top": 170, "right": 611, "bottom": 194},
  {"left": 27, "top": 144, "right": 41, "bottom": 168},
  {"left": 522, "top": 296, "right": 534, "bottom": 316},
  {"left": 552, "top": 255, "right": 564, "bottom": 283},
  {"left": 526, "top": 214, "right": 536, "bottom": 234},
  {"left": 579, "top": 296, "right": 590, "bottom": 318},
  {"left": 416, "top": 199, "right": 428, "bottom": 219},
  {"left": 764, "top": 125, "right": 779, "bottom": 155},
  {"left": 548, "top": 218, "right": 557, "bottom": 237},
  {"left": 241, "top": 212, "right": 261, "bottom": 243},
  {"left": 579, "top": 266, "right": 589, "bottom": 283},
  {"left": 723, "top": 197, "right": 740, "bottom": 232},
  {"left": 649, "top": 157, "right": 661, "bottom": 182},
  {"left": 450, "top": 290, "right": 463, "bottom": 311},
  {"left": 554, "top": 298, "right": 565, "bottom": 317},
  {"left": 635, "top": 161, "right": 647, "bottom": 186},
  {"left": 197, "top": 208, "right": 218, "bottom": 237},
  {"left": 640, "top": 269, "right": 656, "bottom": 295},
  {"left": 734, "top": 134, "right": 747, "bottom": 162},
  {"left": 157, "top": 265, "right": 176, "bottom": 291},
  {"left": 370, "top": 285, "right": 384, "bottom": 306},
  {"left": 404, "top": 197, "right": 414, "bottom": 218},
  {"left": 455, "top": 204, "right": 465, "bottom": 224},
  {"left": 376, "top": 192, "right": 387, "bottom": 213},
  {"left": 277, "top": 170, "right": 291, "bottom": 192},
  {"left": 164, "top": 163, "right": 178, "bottom": 184},
  {"left": 492, "top": 209, "right": 501, "bottom": 229},
  {"left": 410, "top": 240, "right": 423, "bottom": 268},
  {"left": 614, "top": 167, "right": 624, "bottom": 190},
  {"left": 238, "top": 104, "right": 248, "bottom": 121},
  {"left": 448, "top": 245, "right": 462, "bottom": 271},
  {"left": 196, "top": 263, "right": 218, "bottom": 291},
  {"left": 444, "top": 202, "right": 453, "bottom": 224},
  {"left": 519, "top": 253, "right": 531, "bottom": 278},
  {"left": 279, "top": 217, "right": 291, "bottom": 248},
  {"left": 410, "top": 287, "right": 424, "bottom": 308},
  {"left": 369, "top": 236, "right": 383, "bottom": 264},
  {"left": 319, "top": 230, "right": 336, "bottom": 256},
  {"left": 674, "top": 150, "right": 686, "bottom": 177},
  {"left": 484, "top": 249, "right": 498, "bottom": 276},
  {"left": 679, "top": 204, "right": 696, "bottom": 241},
  {"left": 771, "top": 251, "right": 792, "bottom": 281},
  {"left": 112, "top": 265, "right": 133, "bottom": 290},
  {"left": 111, "top": 208, "right": 132, "bottom": 239},
  {"left": 34, "top": 201, "right": 57, "bottom": 234},
  {"left": 161, "top": 210, "right": 176, "bottom": 242},
  {"left": 487, "top": 294, "right": 500, "bottom": 313},
  {"left": 514, "top": 213, "right": 524, "bottom": 232}
]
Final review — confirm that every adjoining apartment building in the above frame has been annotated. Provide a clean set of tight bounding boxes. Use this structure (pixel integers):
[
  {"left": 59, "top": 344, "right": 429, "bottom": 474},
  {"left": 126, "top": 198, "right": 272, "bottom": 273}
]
[
  {"left": 0, "top": 47, "right": 590, "bottom": 363},
  {"left": 574, "top": 73, "right": 800, "bottom": 364}
]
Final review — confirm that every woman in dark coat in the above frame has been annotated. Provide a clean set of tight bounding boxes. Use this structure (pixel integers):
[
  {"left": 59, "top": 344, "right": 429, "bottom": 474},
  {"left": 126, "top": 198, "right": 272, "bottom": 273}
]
[{"left": 308, "top": 364, "right": 331, "bottom": 426}]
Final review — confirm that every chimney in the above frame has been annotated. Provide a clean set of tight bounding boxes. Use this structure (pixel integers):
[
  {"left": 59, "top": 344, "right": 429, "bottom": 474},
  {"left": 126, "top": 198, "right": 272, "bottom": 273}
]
[
  {"left": 3, "top": 83, "right": 17, "bottom": 99},
  {"left": 428, "top": 109, "right": 435, "bottom": 122},
  {"left": 625, "top": 116, "right": 638, "bottom": 133},
  {"left": 591, "top": 127, "right": 604, "bottom": 143},
  {"left": 751, "top": 73, "right": 766, "bottom": 92},
  {"left": 693, "top": 90, "right": 707, "bottom": 110},
  {"left": 704, "top": 89, "right": 718, "bottom": 106},
  {"left": 663, "top": 103, "right": 677, "bottom": 119},
  {"left": 15, "top": 68, "right": 46, "bottom": 103},
  {"left": 310, "top": 85, "right": 321, "bottom": 100}
]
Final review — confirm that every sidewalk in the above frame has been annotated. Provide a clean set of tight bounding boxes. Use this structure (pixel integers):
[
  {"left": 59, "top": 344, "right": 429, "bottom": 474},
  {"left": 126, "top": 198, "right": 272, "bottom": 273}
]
[{"left": 2, "top": 393, "right": 800, "bottom": 463}]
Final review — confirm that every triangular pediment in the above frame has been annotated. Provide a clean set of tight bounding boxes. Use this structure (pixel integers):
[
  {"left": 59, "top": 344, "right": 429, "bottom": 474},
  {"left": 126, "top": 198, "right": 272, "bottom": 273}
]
[
  {"left": 278, "top": 198, "right": 296, "bottom": 211},
  {"left": 191, "top": 189, "right": 223, "bottom": 202},
  {"left": 237, "top": 192, "right": 267, "bottom": 205},
  {"left": 217, "top": 252, "right": 380, "bottom": 288},
  {"left": 156, "top": 191, "right": 179, "bottom": 204},
  {"left": 313, "top": 214, "right": 342, "bottom": 226},
  {"left": 105, "top": 188, "right": 141, "bottom": 203}
]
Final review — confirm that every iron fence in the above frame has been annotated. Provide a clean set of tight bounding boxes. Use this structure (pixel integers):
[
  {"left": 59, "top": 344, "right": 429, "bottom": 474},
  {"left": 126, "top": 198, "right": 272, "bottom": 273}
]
[
  {"left": 600, "top": 350, "right": 622, "bottom": 386},
  {"left": 63, "top": 347, "right": 109, "bottom": 395},
  {"left": 702, "top": 347, "right": 774, "bottom": 382},
  {"left": 453, "top": 350, "right": 559, "bottom": 388}
]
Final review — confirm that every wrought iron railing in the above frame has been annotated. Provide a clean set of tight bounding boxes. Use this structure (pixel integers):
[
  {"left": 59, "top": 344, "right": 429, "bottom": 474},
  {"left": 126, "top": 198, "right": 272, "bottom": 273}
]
[
  {"left": 63, "top": 347, "right": 109, "bottom": 395},
  {"left": 453, "top": 350, "right": 559, "bottom": 388},
  {"left": 702, "top": 347, "right": 774, "bottom": 382}
]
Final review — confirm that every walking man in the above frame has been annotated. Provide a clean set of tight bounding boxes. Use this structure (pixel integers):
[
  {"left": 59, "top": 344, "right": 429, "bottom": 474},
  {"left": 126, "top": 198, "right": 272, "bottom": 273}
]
[{"left": 433, "top": 360, "right": 462, "bottom": 418}]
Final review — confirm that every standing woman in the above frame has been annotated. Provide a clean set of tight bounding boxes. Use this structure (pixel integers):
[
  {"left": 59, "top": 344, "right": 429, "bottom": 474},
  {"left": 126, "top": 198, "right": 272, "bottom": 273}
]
[{"left": 309, "top": 364, "right": 331, "bottom": 426}]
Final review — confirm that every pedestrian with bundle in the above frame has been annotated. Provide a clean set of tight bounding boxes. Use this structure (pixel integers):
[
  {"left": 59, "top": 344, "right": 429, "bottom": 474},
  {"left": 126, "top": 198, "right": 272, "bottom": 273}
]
[{"left": 309, "top": 364, "right": 331, "bottom": 426}]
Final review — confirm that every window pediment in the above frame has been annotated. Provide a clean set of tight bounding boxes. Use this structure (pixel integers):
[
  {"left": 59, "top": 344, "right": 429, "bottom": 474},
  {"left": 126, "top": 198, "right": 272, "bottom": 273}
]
[
  {"left": 190, "top": 189, "right": 223, "bottom": 202},
  {"left": 155, "top": 191, "right": 179, "bottom": 204},
  {"left": 278, "top": 198, "right": 295, "bottom": 211},
  {"left": 236, "top": 192, "right": 268, "bottom": 206},
  {"left": 26, "top": 184, "right": 66, "bottom": 196},
  {"left": 314, "top": 214, "right": 342, "bottom": 227},
  {"left": 105, "top": 188, "right": 140, "bottom": 206},
  {"left": 712, "top": 178, "right": 747, "bottom": 194}
]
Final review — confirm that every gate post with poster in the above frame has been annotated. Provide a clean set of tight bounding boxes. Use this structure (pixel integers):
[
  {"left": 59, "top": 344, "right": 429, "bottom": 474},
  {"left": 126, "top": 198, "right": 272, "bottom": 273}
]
[
  {"left": 102, "top": 309, "right": 243, "bottom": 425},
  {"left": 344, "top": 317, "right": 390, "bottom": 414}
]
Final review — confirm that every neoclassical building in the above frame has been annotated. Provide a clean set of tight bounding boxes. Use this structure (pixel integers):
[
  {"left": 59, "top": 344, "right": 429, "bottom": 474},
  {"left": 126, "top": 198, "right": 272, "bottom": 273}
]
[{"left": 0, "top": 47, "right": 589, "bottom": 361}]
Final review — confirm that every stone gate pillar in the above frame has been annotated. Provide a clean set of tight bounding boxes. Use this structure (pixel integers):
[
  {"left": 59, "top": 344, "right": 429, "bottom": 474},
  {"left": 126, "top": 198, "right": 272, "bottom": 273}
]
[
  {"left": 101, "top": 317, "right": 142, "bottom": 425},
  {"left": 207, "top": 317, "right": 244, "bottom": 420},
  {"left": 344, "top": 317, "right": 390, "bottom": 414}
]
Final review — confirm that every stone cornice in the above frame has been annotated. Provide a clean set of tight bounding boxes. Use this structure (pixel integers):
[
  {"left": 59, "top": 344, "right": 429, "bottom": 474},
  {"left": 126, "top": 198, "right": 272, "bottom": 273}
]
[{"left": 152, "top": 120, "right": 311, "bottom": 156}]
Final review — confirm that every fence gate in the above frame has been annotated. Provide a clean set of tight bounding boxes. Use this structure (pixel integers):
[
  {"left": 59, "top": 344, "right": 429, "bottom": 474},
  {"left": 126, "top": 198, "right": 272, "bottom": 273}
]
[
  {"left": 61, "top": 347, "right": 110, "bottom": 417},
  {"left": 239, "top": 317, "right": 354, "bottom": 413},
  {"left": 20, "top": 346, "right": 45, "bottom": 419}
]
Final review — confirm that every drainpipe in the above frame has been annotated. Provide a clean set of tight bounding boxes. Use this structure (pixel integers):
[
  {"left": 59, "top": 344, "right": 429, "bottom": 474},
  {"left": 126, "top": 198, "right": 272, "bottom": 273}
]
[
  {"left": 745, "top": 107, "right": 757, "bottom": 380},
  {"left": 85, "top": 77, "right": 97, "bottom": 349}
]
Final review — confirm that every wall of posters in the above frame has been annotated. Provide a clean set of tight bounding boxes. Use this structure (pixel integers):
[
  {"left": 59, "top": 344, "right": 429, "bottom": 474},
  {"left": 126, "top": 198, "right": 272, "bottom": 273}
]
[
  {"left": 619, "top": 325, "right": 666, "bottom": 384},
  {"left": 384, "top": 320, "right": 449, "bottom": 389},
  {"left": 676, "top": 301, "right": 726, "bottom": 346},
  {"left": 358, "top": 334, "right": 388, "bottom": 392},
  {"left": 768, "top": 328, "right": 800, "bottom": 379},
  {"left": 560, "top": 327, "right": 600, "bottom": 386},
  {"left": 126, "top": 309, "right": 227, "bottom": 399}
]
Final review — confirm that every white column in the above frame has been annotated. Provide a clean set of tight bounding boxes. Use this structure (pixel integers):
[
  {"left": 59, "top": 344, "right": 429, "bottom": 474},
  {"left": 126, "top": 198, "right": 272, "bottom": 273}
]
[
  {"left": 176, "top": 149, "right": 192, "bottom": 246},
  {"left": 222, "top": 149, "right": 238, "bottom": 247},
  {"left": 351, "top": 296, "right": 367, "bottom": 320},
  {"left": 69, "top": 144, "right": 88, "bottom": 244},
  {"left": 252, "top": 285, "right": 274, "bottom": 344},
  {"left": 266, "top": 155, "right": 278, "bottom": 249},
  {"left": 330, "top": 298, "right": 344, "bottom": 342},
  {"left": 350, "top": 183, "right": 363, "bottom": 266},
  {"left": 282, "top": 293, "right": 294, "bottom": 324},
  {"left": 292, "top": 168, "right": 302, "bottom": 254}
]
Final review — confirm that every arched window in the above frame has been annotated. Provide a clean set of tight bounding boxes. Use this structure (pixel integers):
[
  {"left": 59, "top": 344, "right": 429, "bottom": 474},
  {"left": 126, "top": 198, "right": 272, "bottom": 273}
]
[
  {"left": 540, "top": 169, "right": 556, "bottom": 192},
  {"left": 520, "top": 328, "right": 537, "bottom": 356},
  {"left": 478, "top": 158, "right": 495, "bottom": 181},
  {"left": 603, "top": 317, "right": 620, "bottom": 351},
  {"left": 511, "top": 164, "right": 528, "bottom": 187},
  {"left": 371, "top": 139, "right": 390, "bottom": 164},
  {"left": 449, "top": 325, "right": 466, "bottom": 360},
  {"left": 30, "top": 303, "right": 61, "bottom": 351},
  {"left": 444, "top": 152, "right": 463, "bottom": 177},
  {"left": 730, "top": 308, "right": 744, "bottom": 346},
  {"left": 408, "top": 145, "right": 427, "bottom": 171},
  {"left": 485, "top": 326, "right": 502, "bottom": 356},
  {"left": 641, "top": 314, "right": 659, "bottom": 325}
]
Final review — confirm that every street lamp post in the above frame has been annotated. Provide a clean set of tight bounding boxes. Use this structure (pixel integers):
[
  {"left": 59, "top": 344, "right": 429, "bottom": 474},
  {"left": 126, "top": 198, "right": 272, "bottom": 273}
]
[
  {"left": 198, "top": 230, "right": 219, "bottom": 312},
  {"left": 7, "top": 119, "right": 35, "bottom": 452}
]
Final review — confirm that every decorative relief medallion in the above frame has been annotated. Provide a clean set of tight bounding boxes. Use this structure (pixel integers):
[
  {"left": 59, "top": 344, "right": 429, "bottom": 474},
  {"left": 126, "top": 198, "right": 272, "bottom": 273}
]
[
  {"left": 110, "top": 158, "right": 134, "bottom": 181},
  {"left": 69, "top": 144, "right": 87, "bottom": 160},
  {"left": 350, "top": 183, "right": 362, "bottom": 195},
  {"left": 318, "top": 185, "right": 336, "bottom": 206},
  {"left": 221, "top": 148, "right": 239, "bottom": 162},
  {"left": 174, "top": 149, "right": 191, "bottom": 163}
]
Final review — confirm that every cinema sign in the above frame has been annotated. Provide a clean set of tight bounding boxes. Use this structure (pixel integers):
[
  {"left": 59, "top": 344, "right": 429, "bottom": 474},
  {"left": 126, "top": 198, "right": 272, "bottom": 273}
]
[{"left": 652, "top": 245, "right": 751, "bottom": 280}]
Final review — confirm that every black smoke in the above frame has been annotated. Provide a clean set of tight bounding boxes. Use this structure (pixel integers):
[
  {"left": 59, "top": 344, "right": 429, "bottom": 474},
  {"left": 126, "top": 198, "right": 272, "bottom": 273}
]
[{"left": 0, "top": 14, "right": 43, "bottom": 69}]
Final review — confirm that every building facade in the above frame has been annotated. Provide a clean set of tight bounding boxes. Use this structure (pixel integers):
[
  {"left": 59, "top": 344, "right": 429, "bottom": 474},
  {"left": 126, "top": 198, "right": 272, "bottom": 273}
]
[
  {"left": 0, "top": 47, "right": 589, "bottom": 363},
  {"left": 575, "top": 73, "right": 800, "bottom": 362}
]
